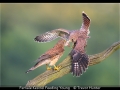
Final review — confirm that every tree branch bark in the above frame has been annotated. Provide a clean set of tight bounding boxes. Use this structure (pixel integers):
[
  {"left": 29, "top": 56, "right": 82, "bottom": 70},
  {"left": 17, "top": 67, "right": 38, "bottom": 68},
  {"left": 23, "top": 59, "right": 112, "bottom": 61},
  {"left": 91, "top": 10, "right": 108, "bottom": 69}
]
[{"left": 26, "top": 41, "right": 120, "bottom": 87}]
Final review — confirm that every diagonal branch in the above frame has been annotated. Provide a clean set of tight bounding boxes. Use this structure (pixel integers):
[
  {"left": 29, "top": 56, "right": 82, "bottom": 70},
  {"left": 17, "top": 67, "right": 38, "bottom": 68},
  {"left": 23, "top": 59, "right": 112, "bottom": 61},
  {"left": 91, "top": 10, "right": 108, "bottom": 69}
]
[{"left": 26, "top": 41, "right": 120, "bottom": 87}]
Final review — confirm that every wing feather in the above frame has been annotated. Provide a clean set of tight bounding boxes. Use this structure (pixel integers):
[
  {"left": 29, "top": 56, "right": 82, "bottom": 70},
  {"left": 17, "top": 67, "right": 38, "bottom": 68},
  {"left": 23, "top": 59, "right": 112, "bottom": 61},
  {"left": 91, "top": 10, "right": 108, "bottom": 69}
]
[
  {"left": 34, "top": 28, "right": 70, "bottom": 42},
  {"left": 81, "top": 11, "right": 91, "bottom": 30},
  {"left": 70, "top": 50, "right": 89, "bottom": 77}
]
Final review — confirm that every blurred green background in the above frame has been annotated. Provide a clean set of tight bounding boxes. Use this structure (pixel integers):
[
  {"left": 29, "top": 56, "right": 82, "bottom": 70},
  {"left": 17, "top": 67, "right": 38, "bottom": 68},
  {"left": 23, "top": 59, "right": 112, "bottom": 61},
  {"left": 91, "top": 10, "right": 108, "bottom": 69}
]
[{"left": 1, "top": 3, "right": 119, "bottom": 87}]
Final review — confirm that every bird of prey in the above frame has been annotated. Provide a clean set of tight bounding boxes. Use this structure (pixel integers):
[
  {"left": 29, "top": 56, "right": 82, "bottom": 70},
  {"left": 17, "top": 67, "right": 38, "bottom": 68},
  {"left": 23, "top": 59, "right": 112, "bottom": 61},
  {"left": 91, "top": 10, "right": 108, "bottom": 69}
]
[
  {"left": 34, "top": 11, "right": 90, "bottom": 47},
  {"left": 26, "top": 39, "right": 66, "bottom": 73},
  {"left": 69, "top": 35, "right": 89, "bottom": 77}
]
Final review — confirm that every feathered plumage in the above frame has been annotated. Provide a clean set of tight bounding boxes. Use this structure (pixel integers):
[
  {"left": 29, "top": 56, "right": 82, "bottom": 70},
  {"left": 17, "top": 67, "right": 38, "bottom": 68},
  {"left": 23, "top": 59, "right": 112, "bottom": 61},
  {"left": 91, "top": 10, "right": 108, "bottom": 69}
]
[
  {"left": 26, "top": 39, "right": 66, "bottom": 73},
  {"left": 70, "top": 35, "right": 89, "bottom": 77},
  {"left": 34, "top": 11, "right": 90, "bottom": 46}
]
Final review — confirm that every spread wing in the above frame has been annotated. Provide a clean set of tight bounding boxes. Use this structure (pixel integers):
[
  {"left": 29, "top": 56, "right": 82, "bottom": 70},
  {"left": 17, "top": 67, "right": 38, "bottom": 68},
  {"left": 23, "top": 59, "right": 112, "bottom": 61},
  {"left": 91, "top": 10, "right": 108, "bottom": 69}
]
[
  {"left": 81, "top": 11, "right": 91, "bottom": 30},
  {"left": 34, "top": 28, "right": 70, "bottom": 42},
  {"left": 70, "top": 50, "right": 89, "bottom": 77},
  {"left": 69, "top": 36, "right": 89, "bottom": 77}
]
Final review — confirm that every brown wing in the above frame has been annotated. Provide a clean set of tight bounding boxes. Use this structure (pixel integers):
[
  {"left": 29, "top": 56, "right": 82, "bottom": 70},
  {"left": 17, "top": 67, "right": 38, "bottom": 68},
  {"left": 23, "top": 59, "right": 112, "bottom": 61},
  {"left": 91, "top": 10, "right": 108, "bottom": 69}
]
[
  {"left": 26, "top": 47, "right": 64, "bottom": 74},
  {"left": 81, "top": 11, "right": 90, "bottom": 30},
  {"left": 26, "top": 39, "right": 65, "bottom": 73},
  {"left": 34, "top": 28, "right": 70, "bottom": 42},
  {"left": 70, "top": 36, "right": 89, "bottom": 77},
  {"left": 70, "top": 50, "right": 89, "bottom": 77},
  {"left": 35, "top": 39, "right": 65, "bottom": 63},
  {"left": 26, "top": 47, "right": 64, "bottom": 73}
]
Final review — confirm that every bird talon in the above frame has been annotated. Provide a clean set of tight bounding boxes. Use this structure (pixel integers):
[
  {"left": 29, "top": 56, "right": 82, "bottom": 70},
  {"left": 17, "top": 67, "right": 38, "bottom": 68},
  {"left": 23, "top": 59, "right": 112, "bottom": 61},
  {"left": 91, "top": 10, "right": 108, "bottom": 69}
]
[{"left": 54, "top": 66, "right": 61, "bottom": 71}]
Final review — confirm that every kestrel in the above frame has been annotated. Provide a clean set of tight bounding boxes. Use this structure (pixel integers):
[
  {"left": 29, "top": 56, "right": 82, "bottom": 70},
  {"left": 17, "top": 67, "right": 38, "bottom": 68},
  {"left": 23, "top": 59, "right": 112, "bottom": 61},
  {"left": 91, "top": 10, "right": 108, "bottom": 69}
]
[
  {"left": 69, "top": 35, "right": 89, "bottom": 77},
  {"left": 26, "top": 39, "right": 66, "bottom": 73},
  {"left": 34, "top": 11, "right": 90, "bottom": 46}
]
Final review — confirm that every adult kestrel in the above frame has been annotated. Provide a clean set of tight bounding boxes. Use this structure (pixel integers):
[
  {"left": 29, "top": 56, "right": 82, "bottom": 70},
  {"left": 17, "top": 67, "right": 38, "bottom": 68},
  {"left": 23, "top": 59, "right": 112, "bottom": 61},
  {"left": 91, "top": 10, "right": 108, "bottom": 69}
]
[
  {"left": 26, "top": 39, "right": 66, "bottom": 73},
  {"left": 34, "top": 11, "right": 90, "bottom": 46},
  {"left": 69, "top": 35, "right": 89, "bottom": 77}
]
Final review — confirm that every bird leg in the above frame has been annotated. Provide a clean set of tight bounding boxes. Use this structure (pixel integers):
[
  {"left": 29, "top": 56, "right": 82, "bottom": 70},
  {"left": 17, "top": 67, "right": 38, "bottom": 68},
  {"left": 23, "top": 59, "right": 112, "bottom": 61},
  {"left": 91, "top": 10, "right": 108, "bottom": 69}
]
[
  {"left": 46, "top": 64, "right": 52, "bottom": 70},
  {"left": 53, "top": 65, "right": 61, "bottom": 71}
]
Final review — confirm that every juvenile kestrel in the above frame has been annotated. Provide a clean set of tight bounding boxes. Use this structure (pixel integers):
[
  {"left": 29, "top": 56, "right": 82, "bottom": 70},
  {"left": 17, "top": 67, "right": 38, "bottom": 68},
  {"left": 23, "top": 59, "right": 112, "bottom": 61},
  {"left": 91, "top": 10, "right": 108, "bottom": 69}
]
[
  {"left": 26, "top": 39, "right": 66, "bottom": 73},
  {"left": 69, "top": 35, "right": 89, "bottom": 77},
  {"left": 34, "top": 11, "right": 90, "bottom": 46}
]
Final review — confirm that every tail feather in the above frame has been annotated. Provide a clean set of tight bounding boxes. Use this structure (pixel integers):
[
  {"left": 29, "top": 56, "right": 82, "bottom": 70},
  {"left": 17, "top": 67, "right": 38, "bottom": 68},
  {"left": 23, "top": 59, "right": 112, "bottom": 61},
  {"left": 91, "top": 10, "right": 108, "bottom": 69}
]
[
  {"left": 26, "top": 56, "right": 50, "bottom": 74},
  {"left": 72, "top": 60, "right": 83, "bottom": 77},
  {"left": 80, "top": 60, "right": 86, "bottom": 72},
  {"left": 83, "top": 54, "right": 89, "bottom": 68},
  {"left": 78, "top": 64, "right": 83, "bottom": 76},
  {"left": 26, "top": 67, "right": 35, "bottom": 73},
  {"left": 72, "top": 62, "right": 80, "bottom": 76},
  {"left": 70, "top": 50, "right": 89, "bottom": 77},
  {"left": 75, "top": 62, "right": 79, "bottom": 76},
  {"left": 81, "top": 58, "right": 87, "bottom": 68},
  {"left": 25, "top": 61, "right": 43, "bottom": 73}
]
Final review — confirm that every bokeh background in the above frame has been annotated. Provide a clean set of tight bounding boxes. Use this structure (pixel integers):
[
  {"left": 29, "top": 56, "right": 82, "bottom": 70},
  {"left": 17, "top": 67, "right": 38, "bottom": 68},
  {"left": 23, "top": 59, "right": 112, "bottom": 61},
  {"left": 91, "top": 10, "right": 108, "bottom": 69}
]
[{"left": 1, "top": 3, "right": 119, "bottom": 87}]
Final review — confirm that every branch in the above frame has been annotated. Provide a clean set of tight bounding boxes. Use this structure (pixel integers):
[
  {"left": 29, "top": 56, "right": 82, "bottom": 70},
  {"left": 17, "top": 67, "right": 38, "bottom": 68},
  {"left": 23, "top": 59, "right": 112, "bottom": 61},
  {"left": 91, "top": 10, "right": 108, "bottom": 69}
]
[{"left": 26, "top": 41, "right": 120, "bottom": 87}]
